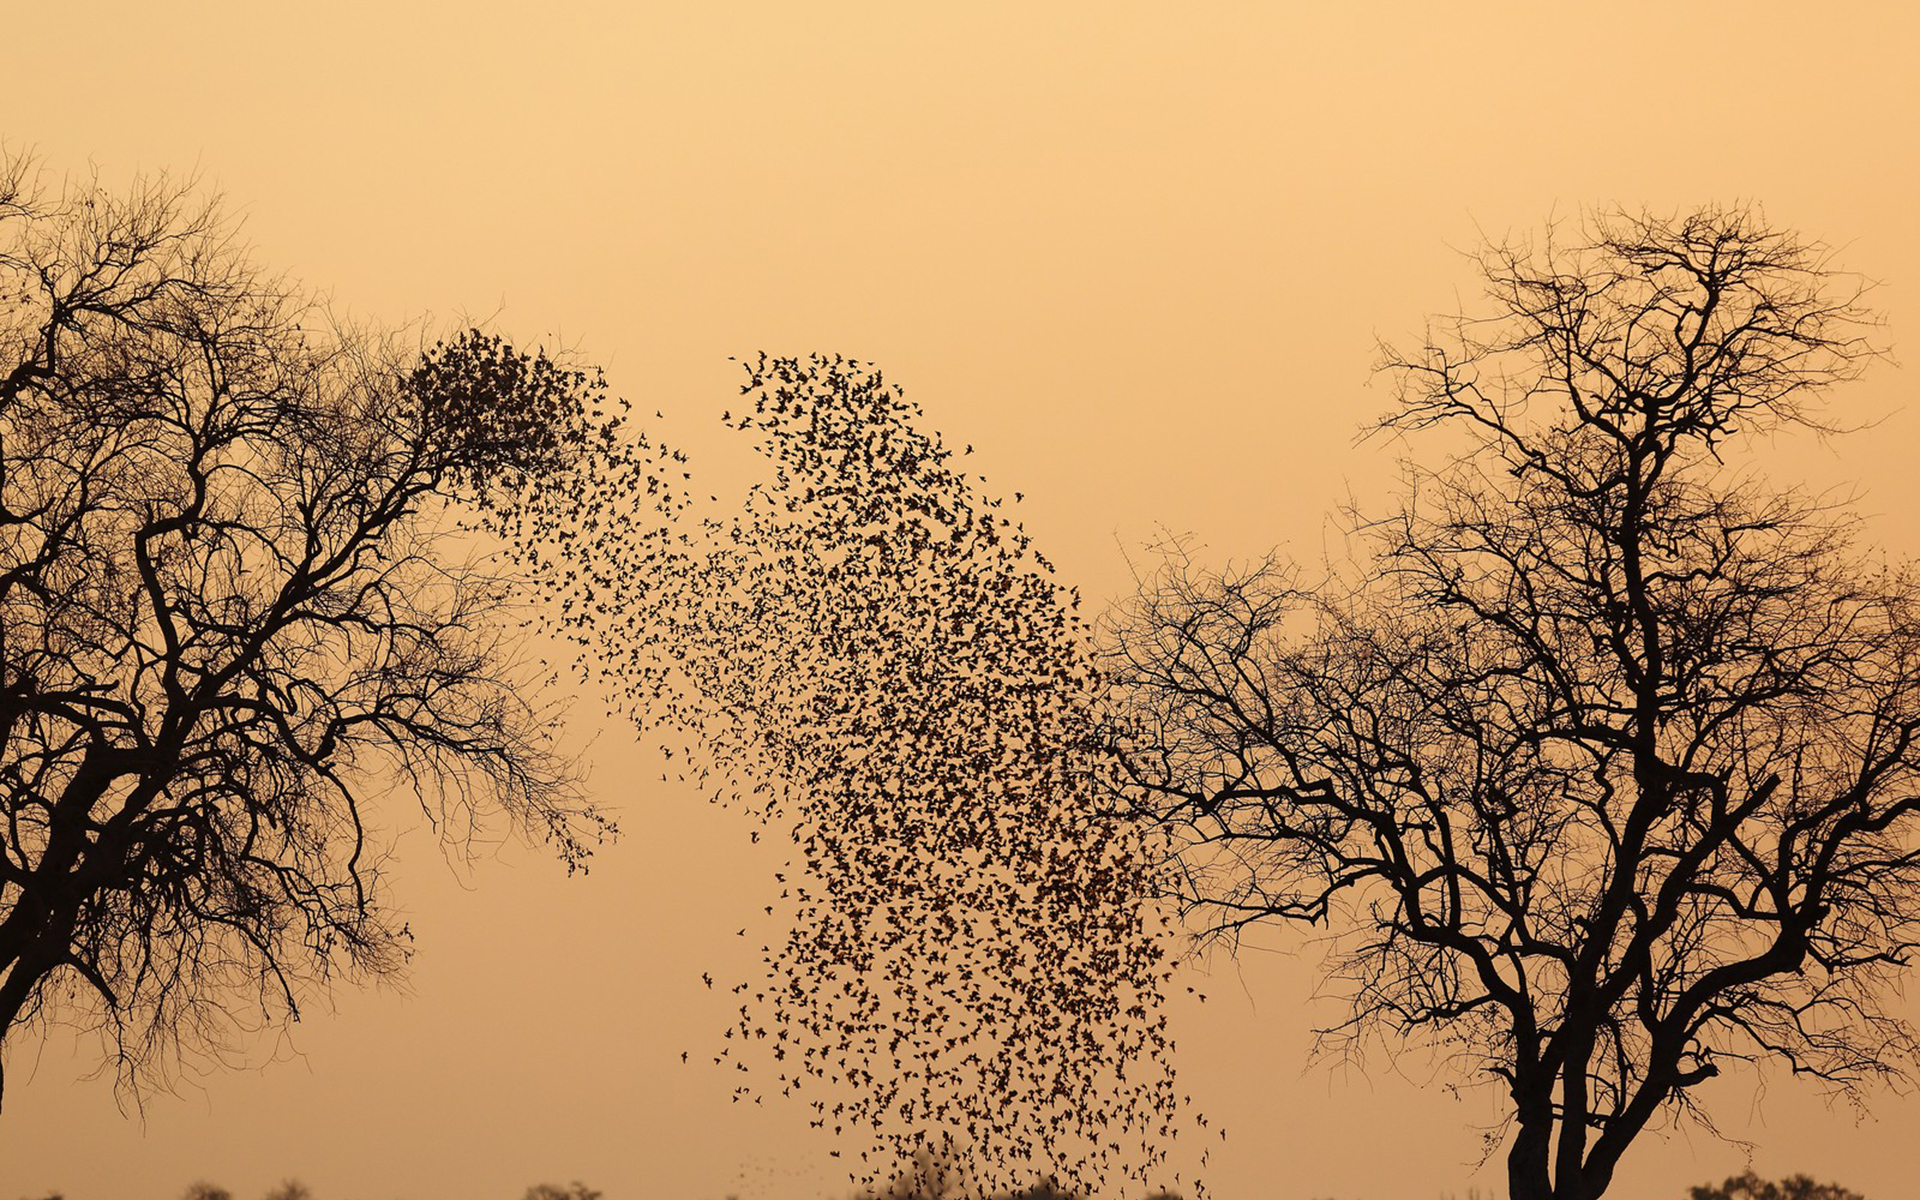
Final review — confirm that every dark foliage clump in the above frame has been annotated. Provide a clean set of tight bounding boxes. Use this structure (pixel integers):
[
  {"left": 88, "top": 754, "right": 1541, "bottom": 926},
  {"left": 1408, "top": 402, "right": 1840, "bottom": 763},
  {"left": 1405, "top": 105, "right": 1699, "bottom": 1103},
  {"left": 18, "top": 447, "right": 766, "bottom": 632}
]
[{"left": 1689, "top": 1171, "right": 1867, "bottom": 1200}]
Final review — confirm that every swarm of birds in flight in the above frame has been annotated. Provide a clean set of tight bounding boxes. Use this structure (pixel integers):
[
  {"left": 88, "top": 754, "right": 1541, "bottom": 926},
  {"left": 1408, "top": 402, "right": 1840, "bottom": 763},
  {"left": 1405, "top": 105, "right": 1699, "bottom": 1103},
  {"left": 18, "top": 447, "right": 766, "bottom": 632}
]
[{"left": 484, "top": 354, "right": 1195, "bottom": 1199}]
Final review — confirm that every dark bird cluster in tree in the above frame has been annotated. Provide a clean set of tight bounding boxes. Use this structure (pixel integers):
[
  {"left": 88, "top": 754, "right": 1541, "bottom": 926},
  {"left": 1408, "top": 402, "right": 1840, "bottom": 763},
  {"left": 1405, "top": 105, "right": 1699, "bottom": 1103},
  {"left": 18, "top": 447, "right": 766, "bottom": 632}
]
[
  {"left": 1101, "top": 208, "right": 1914, "bottom": 1200},
  {"left": 0, "top": 155, "right": 614, "bottom": 1109},
  {"left": 492, "top": 354, "right": 1189, "bottom": 1199}
]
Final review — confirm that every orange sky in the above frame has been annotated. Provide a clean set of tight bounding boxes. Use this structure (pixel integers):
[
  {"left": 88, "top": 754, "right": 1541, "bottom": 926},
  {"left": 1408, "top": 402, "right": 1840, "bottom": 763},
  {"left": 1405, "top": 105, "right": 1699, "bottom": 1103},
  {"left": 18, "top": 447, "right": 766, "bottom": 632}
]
[{"left": 4, "top": 4, "right": 1919, "bottom": 1199}]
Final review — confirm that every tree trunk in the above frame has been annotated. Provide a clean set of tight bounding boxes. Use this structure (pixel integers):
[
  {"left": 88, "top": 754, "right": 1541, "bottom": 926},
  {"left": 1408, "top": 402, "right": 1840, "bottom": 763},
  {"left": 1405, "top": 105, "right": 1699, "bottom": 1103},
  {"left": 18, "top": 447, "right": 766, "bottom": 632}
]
[{"left": 1506, "top": 1113, "right": 1554, "bottom": 1200}]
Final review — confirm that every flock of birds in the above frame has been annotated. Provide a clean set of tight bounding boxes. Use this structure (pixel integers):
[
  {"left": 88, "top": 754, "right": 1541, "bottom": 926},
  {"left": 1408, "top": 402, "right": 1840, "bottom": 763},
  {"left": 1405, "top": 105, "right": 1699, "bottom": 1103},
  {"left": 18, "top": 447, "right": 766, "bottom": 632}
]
[{"left": 486, "top": 354, "right": 1201, "bottom": 1198}]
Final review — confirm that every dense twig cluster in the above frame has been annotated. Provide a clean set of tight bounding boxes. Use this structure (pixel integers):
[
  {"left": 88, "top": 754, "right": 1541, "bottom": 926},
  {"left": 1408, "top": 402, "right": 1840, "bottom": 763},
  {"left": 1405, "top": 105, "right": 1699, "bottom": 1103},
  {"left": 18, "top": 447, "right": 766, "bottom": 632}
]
[{"left": 496, "top": 355, "right": 1188, "bottom": 1198}]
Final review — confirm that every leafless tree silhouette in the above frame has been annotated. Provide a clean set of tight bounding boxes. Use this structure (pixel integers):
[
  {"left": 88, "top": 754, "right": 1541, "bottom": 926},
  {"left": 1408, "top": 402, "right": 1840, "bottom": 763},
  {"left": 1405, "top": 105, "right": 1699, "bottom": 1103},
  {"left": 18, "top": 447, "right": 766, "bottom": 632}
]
[
  {"left": 1102, "top": 208, "right": 1914, "bottom": 1200},
  {"left": 0, "top": 156, "right": 613, "bottom": 1109},
  {"left": 496, "top": 355, "right": 1188, "bottom": 1199}
]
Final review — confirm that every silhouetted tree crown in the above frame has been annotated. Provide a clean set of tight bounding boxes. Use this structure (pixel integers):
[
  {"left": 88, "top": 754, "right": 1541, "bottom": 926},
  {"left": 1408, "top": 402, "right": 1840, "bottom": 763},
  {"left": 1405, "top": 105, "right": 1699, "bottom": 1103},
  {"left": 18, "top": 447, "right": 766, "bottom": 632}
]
[
  {"left": 0, "top": 156, "right": 613, "bottom": 1108},
  {"left": 1102, "top": 208, "right": 1909, "bottom": 1200}
]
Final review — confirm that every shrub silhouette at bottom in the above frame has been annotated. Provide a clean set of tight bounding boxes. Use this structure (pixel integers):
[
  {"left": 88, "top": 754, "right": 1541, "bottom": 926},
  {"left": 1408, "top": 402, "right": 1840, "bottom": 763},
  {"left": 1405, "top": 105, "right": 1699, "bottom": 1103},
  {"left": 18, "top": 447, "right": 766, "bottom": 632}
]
[{"left": 1689, "top": 1172, "right": 1866, "bottom": 1200}]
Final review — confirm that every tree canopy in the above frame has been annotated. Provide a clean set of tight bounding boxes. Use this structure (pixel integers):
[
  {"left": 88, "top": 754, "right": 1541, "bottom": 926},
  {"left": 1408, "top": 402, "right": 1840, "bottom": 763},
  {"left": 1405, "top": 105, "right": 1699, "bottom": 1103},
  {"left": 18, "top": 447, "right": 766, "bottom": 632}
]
[
  {"left": 0, "top": 158, "right": 612, "bottom": 1107},
  {"left": 1102, "top": 208, "right": 1914, "bottom": 1200}
]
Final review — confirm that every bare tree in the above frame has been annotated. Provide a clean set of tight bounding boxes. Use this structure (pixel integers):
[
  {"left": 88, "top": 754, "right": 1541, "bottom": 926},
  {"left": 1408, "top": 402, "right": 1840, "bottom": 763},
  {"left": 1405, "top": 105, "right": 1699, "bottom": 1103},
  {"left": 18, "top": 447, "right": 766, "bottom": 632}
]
[
  {"left": 498, "top": 355, "right": 1188, "bottom": 1198},
  {"left": 0, "top": 157, "right": 613, "bottom": 1109},
  {"left": 1102, "top": 209, "right": 1915, "bottom": 1200}
]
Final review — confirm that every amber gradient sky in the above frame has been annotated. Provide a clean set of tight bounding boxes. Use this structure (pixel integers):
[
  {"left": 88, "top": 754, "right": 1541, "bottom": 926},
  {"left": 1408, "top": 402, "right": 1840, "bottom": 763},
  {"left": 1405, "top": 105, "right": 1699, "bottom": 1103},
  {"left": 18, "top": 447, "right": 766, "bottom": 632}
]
[{"left": 5, "top": 4, "right": 1920, "bottom": 1199}]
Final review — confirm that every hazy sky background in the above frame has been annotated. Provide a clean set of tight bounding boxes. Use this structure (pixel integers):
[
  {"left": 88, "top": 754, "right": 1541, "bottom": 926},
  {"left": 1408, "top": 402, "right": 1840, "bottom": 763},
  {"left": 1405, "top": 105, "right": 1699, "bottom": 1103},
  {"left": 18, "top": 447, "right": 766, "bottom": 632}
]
[{"left": 4, "top": 4, "right": 1919, "bottom": 1199}]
